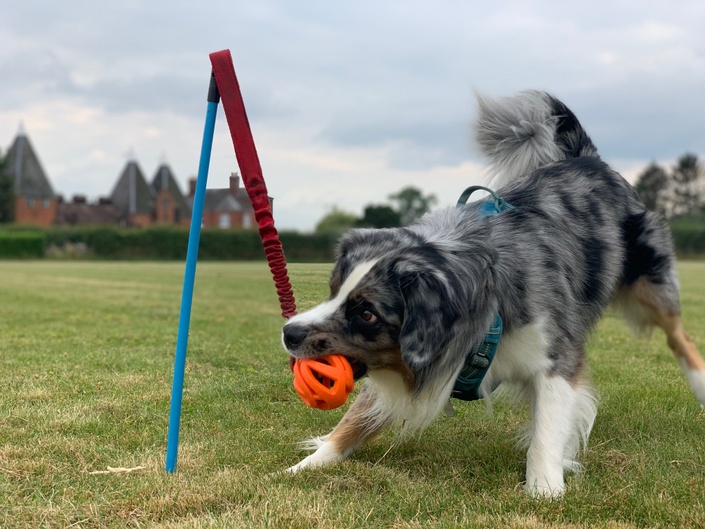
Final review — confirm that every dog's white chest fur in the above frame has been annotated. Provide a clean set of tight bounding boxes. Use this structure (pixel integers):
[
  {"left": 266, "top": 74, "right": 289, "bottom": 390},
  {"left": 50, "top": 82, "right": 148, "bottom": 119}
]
[{"left": 484, "top": 318, "right": 552, "bottom": 387}]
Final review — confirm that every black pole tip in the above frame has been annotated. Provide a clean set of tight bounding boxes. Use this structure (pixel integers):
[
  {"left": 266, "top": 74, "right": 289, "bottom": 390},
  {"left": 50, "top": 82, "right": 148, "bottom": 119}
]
[{"left": 207, "top": 71, "right": 220, "bottom": 104}]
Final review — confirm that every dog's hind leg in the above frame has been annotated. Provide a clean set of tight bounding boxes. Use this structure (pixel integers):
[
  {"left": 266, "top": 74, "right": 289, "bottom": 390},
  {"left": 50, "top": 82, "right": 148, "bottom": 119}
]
[
  {"left": 616, "top": 211, "right": 705, "bottom": 406},
  {"left": 286, "top": 386, "right": 392, "bottom": 473},
  {"left": 617, "top": 276, "right": 705, "bottom": 407}
]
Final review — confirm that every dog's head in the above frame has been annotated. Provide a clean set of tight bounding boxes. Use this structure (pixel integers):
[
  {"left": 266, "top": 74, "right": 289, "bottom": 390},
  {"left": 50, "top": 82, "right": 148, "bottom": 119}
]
[{"left": 282, "top": 228, "right": 496, "bottom": 390}]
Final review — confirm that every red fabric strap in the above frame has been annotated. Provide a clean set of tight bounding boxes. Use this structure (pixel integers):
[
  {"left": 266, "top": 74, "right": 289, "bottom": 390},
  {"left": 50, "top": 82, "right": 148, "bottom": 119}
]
[{"left": 209, "top": 49, "right": 297, "bottom": 318}]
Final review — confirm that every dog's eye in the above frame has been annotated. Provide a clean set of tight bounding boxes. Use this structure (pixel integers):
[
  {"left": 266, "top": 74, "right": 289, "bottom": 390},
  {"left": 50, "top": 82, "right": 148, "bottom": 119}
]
[{"left": 360, "top": 310, "right": 378, "bottom": 324}]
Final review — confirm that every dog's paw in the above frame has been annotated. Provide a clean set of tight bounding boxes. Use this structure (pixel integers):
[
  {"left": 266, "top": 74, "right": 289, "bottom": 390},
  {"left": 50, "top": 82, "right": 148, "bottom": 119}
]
[
  {"left": 285, "top": 438, "right": 343, "bottom": 473},
  {"left": 285, "top": 455, "right": 315, "bottom": 474},
  {"left": 523, "top": 479, "right": 565, "bottom": 499}
]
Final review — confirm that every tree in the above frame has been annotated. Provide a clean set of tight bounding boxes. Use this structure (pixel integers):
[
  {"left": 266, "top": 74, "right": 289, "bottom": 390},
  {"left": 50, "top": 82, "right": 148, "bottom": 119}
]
[
  {"left": 388, "top": 186, "right": 437, "bottom": 225},
  {"left": 356, "top": 205, "right": 401, "bottom": 229},
  {"left": 634, "top": 162, "right": 669, "bottom": 216},
  {"left": 0, "top": 149, "right": 14, "bottom": 223},
  {"left": 671, "top": 153, "right": 703, "bottom": 218},
  {"left": 314, "top": 207, "right": 358, "bottom": 235}
]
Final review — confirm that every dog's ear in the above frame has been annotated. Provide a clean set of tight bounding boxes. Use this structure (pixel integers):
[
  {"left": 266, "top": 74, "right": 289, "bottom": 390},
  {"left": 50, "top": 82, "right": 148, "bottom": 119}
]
[
  {"left": 395, "top": 247, "right": 496, "bottom": 389},
  {"left": 396, "top": 263, "right": 466, "bottom": 383}
]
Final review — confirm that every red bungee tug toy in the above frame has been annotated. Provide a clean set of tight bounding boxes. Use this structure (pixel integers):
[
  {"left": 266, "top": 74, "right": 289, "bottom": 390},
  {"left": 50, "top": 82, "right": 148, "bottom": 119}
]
[{"left": 208, "top": 50, "right": 355, "bottom": 412}]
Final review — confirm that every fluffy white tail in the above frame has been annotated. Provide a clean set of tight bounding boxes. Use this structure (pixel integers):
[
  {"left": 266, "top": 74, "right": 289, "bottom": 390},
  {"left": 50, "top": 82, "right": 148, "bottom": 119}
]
[{"left": 475, "top": 90, "right": 599, "bottom": 187}]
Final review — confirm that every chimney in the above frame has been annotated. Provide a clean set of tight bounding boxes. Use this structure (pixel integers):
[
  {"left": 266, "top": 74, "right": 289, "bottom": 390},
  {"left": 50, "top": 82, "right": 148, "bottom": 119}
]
[
  {"left": 229, "top": 172, "right": 240, "bottom": 195},
  {"left": 188, "top": 177, "right": 197, "bottom": 197},
  {"left": 72, "top": 194, "right": 87, "bottom": 204}
]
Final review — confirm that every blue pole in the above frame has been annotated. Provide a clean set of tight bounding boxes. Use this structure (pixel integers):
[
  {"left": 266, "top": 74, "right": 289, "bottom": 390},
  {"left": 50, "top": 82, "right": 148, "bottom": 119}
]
[{"left": 166, "top": 72, "right": 220, "bottom": 473}]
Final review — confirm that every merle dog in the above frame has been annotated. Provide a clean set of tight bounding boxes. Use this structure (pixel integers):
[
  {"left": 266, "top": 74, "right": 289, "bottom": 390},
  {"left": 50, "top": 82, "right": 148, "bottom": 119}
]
[{"left": 282, "top": 90, "right": 705, "bottom": 497}]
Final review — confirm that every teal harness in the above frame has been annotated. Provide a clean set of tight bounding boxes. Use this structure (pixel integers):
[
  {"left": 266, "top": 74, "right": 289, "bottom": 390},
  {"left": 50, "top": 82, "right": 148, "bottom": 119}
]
[{"left": 451, "top": 186, "right": 514, "bottom": 401}]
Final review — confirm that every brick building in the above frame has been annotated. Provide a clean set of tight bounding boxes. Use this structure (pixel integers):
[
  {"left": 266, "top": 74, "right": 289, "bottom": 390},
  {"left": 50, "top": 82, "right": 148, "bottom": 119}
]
[
  {"left": 3, "top": 130, "right": 264, "bottom": 229},
  {"left": 55, "top": 196, "right": 123, "bottom": 226},
  {"left": 151, "top": 164, "right": 191, "bottom": 227},
  {"left": 5, "top": 131, "right": 58, "bottom": 227},
  {"left": 54, "top": 161, "right": 191, "bottom": 228},
  {"left": 187, "top": 173, "right": 259, "bottom": 229}
]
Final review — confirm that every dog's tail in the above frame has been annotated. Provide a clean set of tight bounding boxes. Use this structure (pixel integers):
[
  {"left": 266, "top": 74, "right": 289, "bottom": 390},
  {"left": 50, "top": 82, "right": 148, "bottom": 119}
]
[{"left": 475, "top": 90, "right": 599, "bottom": 187}]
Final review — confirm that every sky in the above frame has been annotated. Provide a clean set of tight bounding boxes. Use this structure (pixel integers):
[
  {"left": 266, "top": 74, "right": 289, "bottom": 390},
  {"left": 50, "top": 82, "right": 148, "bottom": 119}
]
[{"left": 1, "top": 1, "right": 704, "bottom": 231}]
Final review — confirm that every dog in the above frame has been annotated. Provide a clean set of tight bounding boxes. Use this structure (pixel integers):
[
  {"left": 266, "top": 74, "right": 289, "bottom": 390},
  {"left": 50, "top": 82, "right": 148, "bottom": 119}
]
[{"left": 281, "top": 90, "right": 705, "bottom": 497}]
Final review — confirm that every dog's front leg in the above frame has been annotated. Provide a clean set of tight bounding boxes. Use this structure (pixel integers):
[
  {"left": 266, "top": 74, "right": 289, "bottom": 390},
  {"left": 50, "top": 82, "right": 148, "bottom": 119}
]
[
  {"left": 286, "top": 386, "right": 390, "bottom": 473},
  {"left": 524, "top": 373, "right": 577, "bottom": 498}
]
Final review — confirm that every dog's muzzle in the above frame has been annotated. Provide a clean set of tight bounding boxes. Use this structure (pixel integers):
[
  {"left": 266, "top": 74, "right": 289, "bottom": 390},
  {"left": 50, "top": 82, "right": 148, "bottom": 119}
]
[
  {"left": 283, "top": 323, "right": 307, "bottom": 372},
  {"left": 283, "top": 322, "right": 308, "bottom": 351},
  {"left": 283, "top": 322, "right": 369, "bottom": 380}
]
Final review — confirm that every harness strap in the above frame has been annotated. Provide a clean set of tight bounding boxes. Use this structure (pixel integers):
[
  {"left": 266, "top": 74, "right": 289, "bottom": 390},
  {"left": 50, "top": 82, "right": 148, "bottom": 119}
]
[
  {"left": 456, "top": 185, "right": 515, "bottom": 215},
  {"left": 452, "top": 314, "right": 502, "bottom": 401},
  {"left": 450, "top": 185, "right": 513, "bottom": 401}
]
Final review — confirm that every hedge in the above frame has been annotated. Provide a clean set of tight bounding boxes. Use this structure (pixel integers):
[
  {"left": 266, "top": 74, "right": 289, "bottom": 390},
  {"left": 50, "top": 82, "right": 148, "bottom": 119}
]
[
  {"left": 0, "top": 231, "right": 45, "bottom": 258},
  {"left": 40, "top": 226, "right": 338, "bottom": 261},
  {"left": 670, "top": 222, "right": 705, "bottom": 257},
  {"left": 0, "top": 221, "right": 703, "bottom": 260}
]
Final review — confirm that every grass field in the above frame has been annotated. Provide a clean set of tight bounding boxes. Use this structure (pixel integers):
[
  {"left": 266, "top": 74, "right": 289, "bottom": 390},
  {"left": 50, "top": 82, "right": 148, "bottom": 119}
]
[{"left": 0, "top": 260, "right": 703, "bottom": 528}]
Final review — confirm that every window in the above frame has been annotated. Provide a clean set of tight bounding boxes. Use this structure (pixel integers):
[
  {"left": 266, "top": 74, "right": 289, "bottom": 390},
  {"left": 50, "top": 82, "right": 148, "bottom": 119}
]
[
  {"left": 218, "top": 213, "right": 231, "bottom": 229},
  {"left": 242, "top": 213, "right": 252, "bottom": 229},
  {"left": 42, "top": 198, "right": 51, "bottom": 208},
  {"left": 27, "top": 197, "right": 35, "bottom": 208}
]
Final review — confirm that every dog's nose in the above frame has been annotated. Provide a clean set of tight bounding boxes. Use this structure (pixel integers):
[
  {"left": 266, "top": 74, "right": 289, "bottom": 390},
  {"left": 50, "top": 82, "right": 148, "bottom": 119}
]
[{"left": 283, "top": 323, "right": 308, "bottom": 350}]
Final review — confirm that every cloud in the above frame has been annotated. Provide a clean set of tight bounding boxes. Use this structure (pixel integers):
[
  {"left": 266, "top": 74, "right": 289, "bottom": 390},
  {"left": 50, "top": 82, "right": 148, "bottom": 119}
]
[{"left": 2, "top": 0, "right": 705, "bottom": 231}]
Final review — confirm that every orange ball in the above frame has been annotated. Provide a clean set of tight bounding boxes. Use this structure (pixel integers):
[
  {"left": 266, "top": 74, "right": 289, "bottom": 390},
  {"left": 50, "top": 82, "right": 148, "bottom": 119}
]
[{"left": 292, "top": 354, "right": 354, "bottom": 410}]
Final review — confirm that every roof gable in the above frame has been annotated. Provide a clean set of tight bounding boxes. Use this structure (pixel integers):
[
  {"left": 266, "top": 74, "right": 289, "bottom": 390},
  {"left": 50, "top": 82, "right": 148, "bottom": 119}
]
[
  {"left": 110, "top": 161, "right": 153, "bottom": 214},
  {"left": 6, "top": 133, "right": 55, "bottom": 197},
  {"left": 150, "top": 164, "right": 190, "bottom": 215}
]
